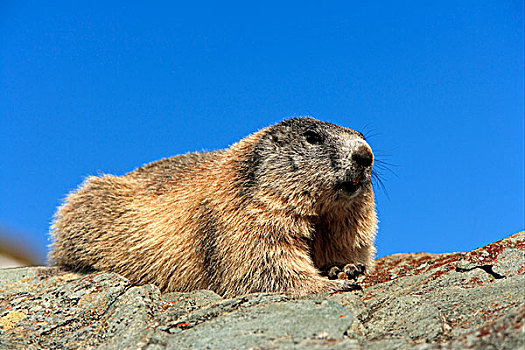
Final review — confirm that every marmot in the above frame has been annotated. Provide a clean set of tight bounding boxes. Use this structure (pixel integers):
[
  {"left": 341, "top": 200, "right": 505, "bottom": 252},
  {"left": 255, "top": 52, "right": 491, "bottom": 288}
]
[{"left": 50, "top": 117, "right": 378, "bottom": 297}]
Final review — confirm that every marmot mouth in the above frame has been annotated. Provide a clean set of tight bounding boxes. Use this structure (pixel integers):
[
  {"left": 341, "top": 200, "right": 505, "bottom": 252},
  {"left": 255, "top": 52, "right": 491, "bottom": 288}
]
[
  {"left": 334, "top": 174, "right": 370, "bottom": 195},
  {"left": 334, "top": 181, "right": 360, "bottom": 195}
]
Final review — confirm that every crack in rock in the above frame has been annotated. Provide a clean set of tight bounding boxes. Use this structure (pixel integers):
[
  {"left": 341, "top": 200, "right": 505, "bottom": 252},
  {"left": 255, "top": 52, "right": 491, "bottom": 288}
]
[
  {"left": 455, "top": 264, "right": 505, "bottom": 279},
  {"left": 161, "top": 296, "right": 250, "bottom": 332},
  {"left": 161, "top": 294, "right": 292, "bottom": 333}
]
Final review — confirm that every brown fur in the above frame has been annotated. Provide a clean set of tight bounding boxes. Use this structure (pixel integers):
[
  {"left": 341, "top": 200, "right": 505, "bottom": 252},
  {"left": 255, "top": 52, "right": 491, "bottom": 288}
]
[{"left": 49, "top": 117, "right": 378, "bottom": 297}]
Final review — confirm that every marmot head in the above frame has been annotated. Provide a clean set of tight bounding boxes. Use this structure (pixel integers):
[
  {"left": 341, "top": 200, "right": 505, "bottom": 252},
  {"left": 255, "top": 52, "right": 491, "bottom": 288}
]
[{"left": 236, "top": 117, "right": 375, "bottom": 214}]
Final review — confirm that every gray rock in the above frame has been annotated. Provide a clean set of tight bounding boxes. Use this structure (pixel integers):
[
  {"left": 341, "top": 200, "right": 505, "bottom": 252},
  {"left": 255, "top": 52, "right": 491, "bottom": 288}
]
[{"left": 163, "top": 299, "right": 352, "bottom": 349}]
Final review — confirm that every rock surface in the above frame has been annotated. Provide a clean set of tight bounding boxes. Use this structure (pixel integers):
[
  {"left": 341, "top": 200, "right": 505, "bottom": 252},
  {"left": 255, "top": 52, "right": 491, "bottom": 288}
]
[{"left": 0, "top": 232, "right": 523, "bottom": 349}]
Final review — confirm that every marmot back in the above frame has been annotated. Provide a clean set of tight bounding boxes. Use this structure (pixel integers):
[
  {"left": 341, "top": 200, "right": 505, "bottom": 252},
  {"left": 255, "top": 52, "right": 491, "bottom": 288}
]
[{"left": 50, "top": 117, "right": 378, "bottom": 297}]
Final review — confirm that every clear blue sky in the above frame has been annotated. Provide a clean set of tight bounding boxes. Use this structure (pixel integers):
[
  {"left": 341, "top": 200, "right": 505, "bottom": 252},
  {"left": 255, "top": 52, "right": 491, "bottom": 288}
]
[{"left": 1, "top": 1, "right": 523, "bottom": 263}]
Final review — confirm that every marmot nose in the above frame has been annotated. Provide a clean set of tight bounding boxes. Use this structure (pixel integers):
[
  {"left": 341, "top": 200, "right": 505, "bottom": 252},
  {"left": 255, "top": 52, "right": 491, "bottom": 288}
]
[{"left": 352, "top": 147, "right": 373, "bottom": 168}]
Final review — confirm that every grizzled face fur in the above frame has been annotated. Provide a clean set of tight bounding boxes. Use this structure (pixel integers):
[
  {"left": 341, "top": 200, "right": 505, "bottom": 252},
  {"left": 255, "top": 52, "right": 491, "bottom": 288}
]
[{"left": 239, "top": 117, "right": 374, "bottom": 209}]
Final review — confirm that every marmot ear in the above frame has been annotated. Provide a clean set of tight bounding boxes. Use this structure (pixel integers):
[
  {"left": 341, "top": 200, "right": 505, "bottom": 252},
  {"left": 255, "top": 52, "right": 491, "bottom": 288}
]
[{"left": 269, "top": 129, "right": 288, "bottom": 146}]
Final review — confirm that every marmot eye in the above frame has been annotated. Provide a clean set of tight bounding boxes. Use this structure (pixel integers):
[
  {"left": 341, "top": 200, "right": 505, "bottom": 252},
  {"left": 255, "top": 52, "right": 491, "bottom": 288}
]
[{"left": 304, "top": 131, "right": 323, "bottom": 145}]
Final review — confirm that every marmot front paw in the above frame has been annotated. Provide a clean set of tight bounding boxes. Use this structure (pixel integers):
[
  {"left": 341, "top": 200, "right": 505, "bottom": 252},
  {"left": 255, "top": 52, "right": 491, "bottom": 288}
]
[{"left": 327, "top": 264, "right": 366, "bottom": 280}]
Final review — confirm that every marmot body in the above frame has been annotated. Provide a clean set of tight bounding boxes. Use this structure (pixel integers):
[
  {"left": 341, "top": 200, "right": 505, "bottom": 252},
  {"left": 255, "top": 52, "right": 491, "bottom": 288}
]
[{"left": 50, "top": 118, "right": 378, "bottom": 297}]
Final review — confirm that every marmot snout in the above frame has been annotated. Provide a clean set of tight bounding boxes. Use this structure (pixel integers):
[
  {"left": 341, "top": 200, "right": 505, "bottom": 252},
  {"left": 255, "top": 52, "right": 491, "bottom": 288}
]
[{"left": 50, "top": 117, "right": 378, "bottom": 297}]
